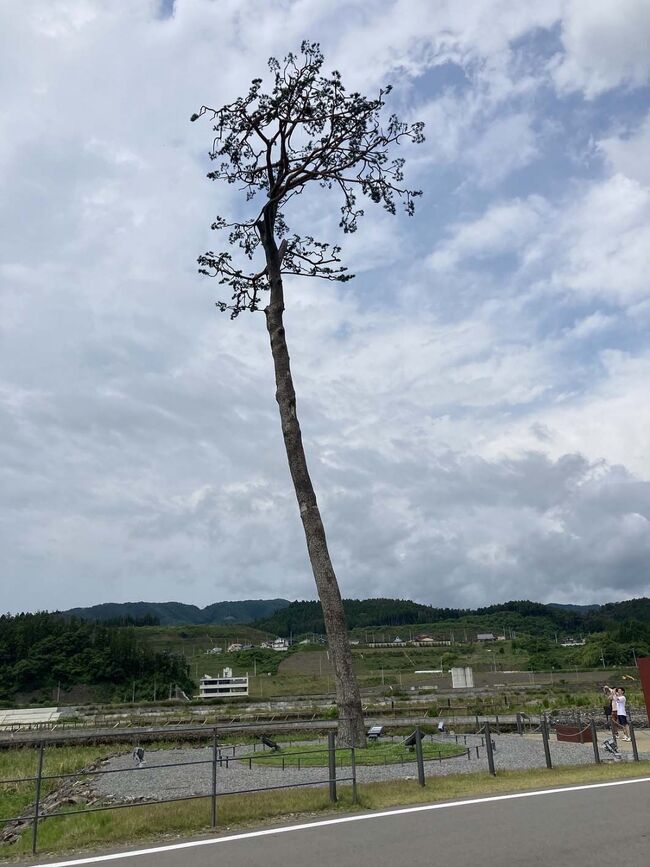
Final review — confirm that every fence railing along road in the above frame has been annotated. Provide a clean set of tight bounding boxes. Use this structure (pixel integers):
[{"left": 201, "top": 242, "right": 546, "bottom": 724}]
[{"left": 0, "top": 716, "right": 646, "bottom": 855}]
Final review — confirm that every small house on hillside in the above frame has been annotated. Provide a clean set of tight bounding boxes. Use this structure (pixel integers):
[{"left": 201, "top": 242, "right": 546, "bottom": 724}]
[
  {"left": 477, "top": 633, "right": 495, "bottom": 642},
  {"left": 272, "top": 638, "right": 289, "bottom": 652}
]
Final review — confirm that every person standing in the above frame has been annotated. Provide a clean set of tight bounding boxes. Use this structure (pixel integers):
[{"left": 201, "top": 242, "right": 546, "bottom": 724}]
[
  {"left": 603, "top": 685, "right": 618, "bottom": 736},
  {"left": 602, "top": 686, "right": 612, "bottom": 726},
  {"left": 615, "top": 688, "right": 631, "bottom": 741}
]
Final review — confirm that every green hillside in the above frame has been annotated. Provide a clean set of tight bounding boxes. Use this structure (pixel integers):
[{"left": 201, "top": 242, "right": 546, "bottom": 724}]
[
  {"left": 0, "top": 612, "right": 192, "bottom": 704},
  {"left": 253, "top": 597, "right": 650, "bottom": 638}
]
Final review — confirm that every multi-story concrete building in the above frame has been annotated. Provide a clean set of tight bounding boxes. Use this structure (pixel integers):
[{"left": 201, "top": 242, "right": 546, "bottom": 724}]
[{"left": 198, "top": 667, "right": 249, "bottom": 699}]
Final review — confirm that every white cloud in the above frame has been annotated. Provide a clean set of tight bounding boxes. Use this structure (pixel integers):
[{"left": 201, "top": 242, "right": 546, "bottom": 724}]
[
  {"left": 483, "top": 350, "right": 650, "bottom": 480},
  {"left": 429, "top": 171, "right": 650, "bottom": 309},
  {"left": 427, "top": 196, "right": 549, "bottom": 271},
  {"left": 537, "top": 174, "right": 650, "bottom": 306},
  {"left": 563, "top": 311, "right": 617, "bottom": 340},
  {"left": 552, "top": 0, "right": 650, "bottom": 98},
  {"left": 465, "top": 112, "right": 539, "bottom": 187},
  {"left": 599, "top": 113, "right": 650, "bottom": 187}
]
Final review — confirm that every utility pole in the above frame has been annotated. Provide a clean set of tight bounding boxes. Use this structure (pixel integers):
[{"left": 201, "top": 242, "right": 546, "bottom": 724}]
[
  {"left": 601, "top": 648, "right": 606, "bottom": 669},
  {"left": 132, "top": 681, "right": 136, "bottom": 703}
]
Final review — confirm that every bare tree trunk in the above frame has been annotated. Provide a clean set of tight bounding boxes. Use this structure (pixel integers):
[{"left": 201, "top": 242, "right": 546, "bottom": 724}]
[{"left": 261, "top": 222, "right": 366, "bottom": 747}]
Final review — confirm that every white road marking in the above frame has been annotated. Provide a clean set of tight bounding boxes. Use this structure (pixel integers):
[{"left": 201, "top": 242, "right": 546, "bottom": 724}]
[{"left": 33, "top": 776, "right": 650, "bottom": 867}]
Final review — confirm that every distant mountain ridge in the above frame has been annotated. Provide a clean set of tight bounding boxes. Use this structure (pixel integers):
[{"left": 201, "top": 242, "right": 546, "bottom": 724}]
[
  {"left": 63, "top": 598, "right": 291, "bottom": 626},
  {"left": 547, "top": 603, "right": 601, "bottom": 612},
  {"left": 62, "top": 596, "right": 650, "bottom": 634}
]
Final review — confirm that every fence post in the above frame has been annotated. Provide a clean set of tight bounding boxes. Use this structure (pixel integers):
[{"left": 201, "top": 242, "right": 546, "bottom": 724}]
[
  {"left": 31, "top": 742, "right": 45, "bottom": 855},
  {"left": 350, "top": 734, "right": 358, "bottom": 805},
  {"left": 415, "top": 726, "right": 425, "bottom": 787},
  {"left": 628, "top": 719, "right": 640, "bottom": 762},
  {"left": 328, "top": 732, "right": 337, "bottom": 803},
  {"left": 516, "top": 713, "right": 523, "bottom": 736},
  {"left": 495, "top": 714, "right": 500, "bottom": 735},
  {"left": 211, "top": 730, "right": 218, "bottom": 828},
  {"left": 541, "top": 718, "right": 553, "bottom": 769},
  {"left": 484, "top": 721, "right": 496, "bottom": 776},
  {"left": 590, "top": 719, "right": 600, "bottom": 764}
]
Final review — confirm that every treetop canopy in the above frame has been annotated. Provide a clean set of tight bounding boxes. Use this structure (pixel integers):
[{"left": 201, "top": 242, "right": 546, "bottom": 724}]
[{"left": 192, "top": 40, "right": 425, "bottom": 316}]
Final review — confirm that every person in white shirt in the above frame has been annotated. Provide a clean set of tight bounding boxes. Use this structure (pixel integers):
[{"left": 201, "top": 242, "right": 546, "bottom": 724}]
[{"left": 615, "top": 688, "right": 630, "bottom": 740}]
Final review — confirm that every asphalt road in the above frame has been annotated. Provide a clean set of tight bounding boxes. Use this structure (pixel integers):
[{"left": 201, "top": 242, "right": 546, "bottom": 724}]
[{"left": 35, "top": 778, "right": 650, "bottom": 867}]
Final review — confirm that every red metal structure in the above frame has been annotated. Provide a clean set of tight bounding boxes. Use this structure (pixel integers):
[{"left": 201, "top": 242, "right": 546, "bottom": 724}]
[{"left": 638, "top": 657, "right": 650, "bottom": 719}]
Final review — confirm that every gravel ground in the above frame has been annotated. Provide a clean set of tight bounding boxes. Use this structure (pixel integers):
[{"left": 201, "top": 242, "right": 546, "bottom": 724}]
[{"left": 89, "top": 734, "right": 650, "bottom": 803}]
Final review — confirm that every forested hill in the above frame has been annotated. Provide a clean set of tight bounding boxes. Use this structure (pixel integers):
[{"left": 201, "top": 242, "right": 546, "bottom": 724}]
[
  {"left": 63, "top": 598, "right": 290, "bottom": 626},
  {"left": 252, "top": 597, "right": 650, "bottom": 637},
  {"left": 0, "top": 612, "right": 192, "bottom": 703}
]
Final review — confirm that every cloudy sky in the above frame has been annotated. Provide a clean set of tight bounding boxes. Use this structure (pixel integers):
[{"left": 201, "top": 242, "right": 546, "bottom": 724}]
[{"left": 2, "top": 0, "right": 650, "bottom": 614}]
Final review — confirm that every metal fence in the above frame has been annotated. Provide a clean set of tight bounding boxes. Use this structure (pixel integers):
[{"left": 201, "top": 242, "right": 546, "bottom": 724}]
[
  {"left": 0, "top": 727, "right": 358, "bottom": 854},
  {"left": 1, "top": 716, "right": 646, "bottom": 856}
]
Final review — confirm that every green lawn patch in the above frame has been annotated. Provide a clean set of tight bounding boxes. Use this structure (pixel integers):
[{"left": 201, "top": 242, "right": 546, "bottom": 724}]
[{"left": 250, "top": 739, "right": 465, "bottom": 767}]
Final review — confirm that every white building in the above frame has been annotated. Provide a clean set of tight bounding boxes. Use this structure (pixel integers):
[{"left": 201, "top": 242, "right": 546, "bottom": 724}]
[
  {"left": 198, "top": 667, "right": 249, "bottom": 699},
  {"left": 451, "top": 666, "right": 475, "bottom": 688},
  {"left": 271, "top": 637, "right": 289, "bottom": 652}
]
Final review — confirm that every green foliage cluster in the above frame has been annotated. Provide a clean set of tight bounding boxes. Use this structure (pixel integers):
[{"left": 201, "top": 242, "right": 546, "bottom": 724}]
[
  {"left": 512, "top": 619, "right": 650, "bottom": 671},
  {"left": 0, "top": 612, "right": 193, "bottom": 703},
  {"left": 253, "top": 597, "right": 650, "bottom": 639},
  {"left": 254, "top": 598, "right": 462, "bottom": 634},
  {"left": 228, "top": 647, "right": 283, "bottom": 675}
]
